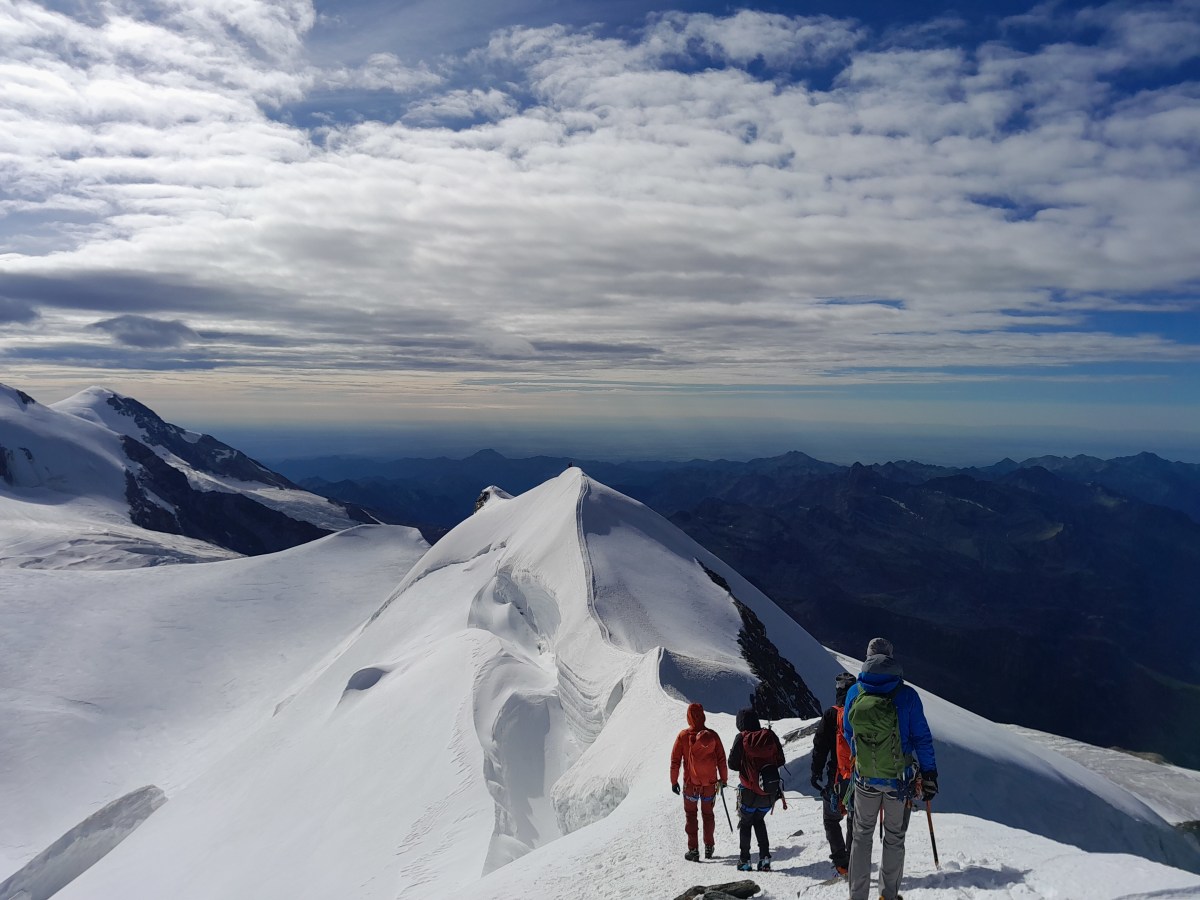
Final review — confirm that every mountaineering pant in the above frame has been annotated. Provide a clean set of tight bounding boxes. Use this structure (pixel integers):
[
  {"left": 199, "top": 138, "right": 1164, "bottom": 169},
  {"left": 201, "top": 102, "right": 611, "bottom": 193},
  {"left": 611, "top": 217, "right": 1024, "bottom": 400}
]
[
  {"left": 737, "top": 787, "right": 771, "bottom": 862},
  {"left": 848, "top": 782, "right": 912, "bottom": 900},
  {"left": 682, "top": 786, "right": 716, "bottom": 850},
  {"left": 822, "top": 783, "right": 852, "bottom": 869}
]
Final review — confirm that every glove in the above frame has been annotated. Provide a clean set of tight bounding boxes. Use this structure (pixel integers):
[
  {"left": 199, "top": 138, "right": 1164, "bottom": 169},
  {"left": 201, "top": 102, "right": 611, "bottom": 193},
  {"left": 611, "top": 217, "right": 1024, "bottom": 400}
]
[
  {"left": 718, "top": 780, "right": 727, "bottom": 791},
  {"left": 671, "top": 783, "right": 681, "bottom": 795},
  {"left": 810, "top": 774, "right": 823, "bottom": 792},
  {"left": 920, "top": 771, "right": 938, "bottom": 802}
]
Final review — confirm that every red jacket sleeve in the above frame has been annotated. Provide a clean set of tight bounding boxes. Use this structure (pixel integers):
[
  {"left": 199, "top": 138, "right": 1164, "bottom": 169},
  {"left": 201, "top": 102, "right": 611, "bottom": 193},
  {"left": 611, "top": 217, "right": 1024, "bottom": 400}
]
[
  {"left": 715, "top": 733, "right": 729, "bottom": 784},
  {"left": 670, "top": 730, "right": 686, "bottom": 785}
]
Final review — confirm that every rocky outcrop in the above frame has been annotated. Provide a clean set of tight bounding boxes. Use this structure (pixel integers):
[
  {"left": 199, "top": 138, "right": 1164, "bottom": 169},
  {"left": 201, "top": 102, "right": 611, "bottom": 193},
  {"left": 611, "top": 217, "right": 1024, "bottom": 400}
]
[
  {"left": 122, "top": 436, "right": 330, "bottom": 555},
  {"left": 672, "top": 879, "right": 760, "bottom": 900},
  {"left": 104, "top": 394, "right": 293, "bottom": 487},
  {"left": 474, "top": 486, "right": 514, "bottom": 514},
  {"left": 700, "top": 563, "right": 822, "bottom": 720}
]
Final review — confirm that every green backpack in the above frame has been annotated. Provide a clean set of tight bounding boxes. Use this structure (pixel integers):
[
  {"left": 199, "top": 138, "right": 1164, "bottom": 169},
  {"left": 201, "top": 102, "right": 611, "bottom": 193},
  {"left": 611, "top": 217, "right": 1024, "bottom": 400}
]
[{"left": 847, "top": 688, "right": 910, "bottom": 780}]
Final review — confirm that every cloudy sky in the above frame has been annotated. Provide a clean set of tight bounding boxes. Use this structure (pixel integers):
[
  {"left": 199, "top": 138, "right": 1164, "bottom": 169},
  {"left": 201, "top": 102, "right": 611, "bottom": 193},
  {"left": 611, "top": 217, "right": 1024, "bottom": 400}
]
[{"left": 2, "top": 0, "right": 1199, "bottom": 461}]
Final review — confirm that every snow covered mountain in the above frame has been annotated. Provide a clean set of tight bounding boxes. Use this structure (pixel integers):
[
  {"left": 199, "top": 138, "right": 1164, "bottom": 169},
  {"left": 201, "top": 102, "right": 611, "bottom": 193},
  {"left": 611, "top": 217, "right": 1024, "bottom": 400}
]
[
  {"left": 0, "top": 384, "right": 375, "bottom": 568},
  {"left": 7, "top": 469, "right": 1197, "bottom": 900}
]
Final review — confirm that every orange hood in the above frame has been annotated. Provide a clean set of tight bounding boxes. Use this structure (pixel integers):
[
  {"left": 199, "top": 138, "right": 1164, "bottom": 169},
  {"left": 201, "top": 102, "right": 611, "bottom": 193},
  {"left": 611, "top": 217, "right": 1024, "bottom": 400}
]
[{"left": 687, "top": 702, "right": 706, "bottom": 729}]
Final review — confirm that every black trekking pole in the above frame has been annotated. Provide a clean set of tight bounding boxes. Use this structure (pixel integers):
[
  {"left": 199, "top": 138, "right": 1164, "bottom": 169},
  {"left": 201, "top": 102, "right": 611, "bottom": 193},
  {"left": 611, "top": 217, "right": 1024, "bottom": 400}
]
[
  {"left": 925, "top": 798, "right": 941, "bottom": 869},
  {"left": 720, "top": 784, "right": 734, "bottom": 833}
]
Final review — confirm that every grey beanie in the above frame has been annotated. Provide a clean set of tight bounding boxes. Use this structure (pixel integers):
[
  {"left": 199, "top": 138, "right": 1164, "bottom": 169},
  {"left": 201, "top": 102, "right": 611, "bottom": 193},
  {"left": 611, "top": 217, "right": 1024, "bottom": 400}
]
[{"left": 866, "top": 637, "right": 894, "bottom": 657}]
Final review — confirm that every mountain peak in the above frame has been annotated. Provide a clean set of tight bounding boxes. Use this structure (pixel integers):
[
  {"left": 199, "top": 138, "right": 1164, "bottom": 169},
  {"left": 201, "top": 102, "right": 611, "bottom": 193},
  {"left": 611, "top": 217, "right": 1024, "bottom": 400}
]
[{"left": 0, "top": 384, "right": 37, "bottom": 409}]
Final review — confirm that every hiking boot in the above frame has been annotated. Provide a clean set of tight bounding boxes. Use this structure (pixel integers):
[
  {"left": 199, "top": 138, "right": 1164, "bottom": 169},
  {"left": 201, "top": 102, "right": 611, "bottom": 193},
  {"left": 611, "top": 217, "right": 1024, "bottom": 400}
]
[
  {"left": 704, "top": 844, "right": 714, "bottom": 859},
  {"left": 834, "top": 865, "right": 848, "bottom": 876},
  {"left": 736, "top": 859, "right": 753, "bottom": 872},
  {"left": 684, "top": 848, "right": 700, "bottom": 862},
  {"left": 757, "top": 855, "right": 772, "bottom": 871}
]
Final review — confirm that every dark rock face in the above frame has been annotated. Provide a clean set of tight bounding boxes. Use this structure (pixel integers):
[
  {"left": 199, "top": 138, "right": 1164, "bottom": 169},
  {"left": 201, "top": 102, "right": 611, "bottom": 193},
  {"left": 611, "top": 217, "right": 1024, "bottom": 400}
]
[
  {"left": 122, "top": 436, "right": 330, "bottom": 555},
  {"left": 701, "top": 564, "right": 822, "bottom": 721},
  {"left": 105, "top": 394, "right": 295, "bottom": 488},
  {"left": 0, "top": 446, "right": 35, "bottom": 486},
  {"left": 104, "top": 393, "right": 375, "bottom": 527}
]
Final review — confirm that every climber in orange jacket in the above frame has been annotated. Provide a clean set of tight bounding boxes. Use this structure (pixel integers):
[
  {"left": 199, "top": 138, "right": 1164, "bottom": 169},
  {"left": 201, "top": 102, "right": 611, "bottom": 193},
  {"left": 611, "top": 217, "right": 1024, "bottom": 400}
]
[{"left": 670, "top": 702, "right": 729, "bottom": 862}]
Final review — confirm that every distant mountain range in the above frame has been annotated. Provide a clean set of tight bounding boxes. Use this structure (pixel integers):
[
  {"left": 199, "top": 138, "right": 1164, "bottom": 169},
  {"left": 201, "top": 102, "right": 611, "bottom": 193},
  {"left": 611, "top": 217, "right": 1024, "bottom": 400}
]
[
  {"left": 0, "top": 384, "right": 376, "bottom": 567},
  {"left": 276, "top": 447, "right": 1200, "bottom": 768},
  {"left": 275, "top": 446, "right": 1200, "bottom": 530}
]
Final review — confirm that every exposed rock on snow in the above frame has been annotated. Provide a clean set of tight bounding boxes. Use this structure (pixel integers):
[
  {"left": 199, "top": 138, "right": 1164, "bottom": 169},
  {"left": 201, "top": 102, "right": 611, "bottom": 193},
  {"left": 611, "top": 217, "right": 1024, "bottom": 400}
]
[
  {"left": 121, "top": 435, "right": 330, "bottom": 554},
  {"left": 672, "top": 879, "right": 760, "bottom": 899},
  {"left": 0, "top": 786, "right": 164, "bottom": 900},
  {"left": 475, "top": 485, "right": 514, "bottom": 513},
  {"left": 0, "top": 381, "right": 377, "bottom": 567},
  {"left": 71, "top": 389, "right": 294, "bottom": 489},
  {"left": 701, "top": 562, "right": 822, "bottom": 719}
]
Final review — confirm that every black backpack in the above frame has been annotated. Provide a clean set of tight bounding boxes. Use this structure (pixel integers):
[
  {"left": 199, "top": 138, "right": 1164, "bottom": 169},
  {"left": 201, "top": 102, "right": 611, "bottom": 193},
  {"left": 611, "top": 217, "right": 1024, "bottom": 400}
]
[{"left": 757, "top": 762, "right": 782, "bottom": 798}]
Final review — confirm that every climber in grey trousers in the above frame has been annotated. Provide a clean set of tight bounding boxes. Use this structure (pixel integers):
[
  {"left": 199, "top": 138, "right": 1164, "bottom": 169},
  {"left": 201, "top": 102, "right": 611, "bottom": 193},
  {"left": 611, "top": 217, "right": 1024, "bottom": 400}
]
[{"left": 843, "top": 638, "right": 938, "bottom": 900}]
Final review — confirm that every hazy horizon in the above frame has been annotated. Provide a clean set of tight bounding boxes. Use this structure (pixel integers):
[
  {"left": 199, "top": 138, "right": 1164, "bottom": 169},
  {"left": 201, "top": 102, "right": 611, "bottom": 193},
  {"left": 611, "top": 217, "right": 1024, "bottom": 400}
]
[{"left": 230, "top": 421, "right": 1200, "bottom": 468}]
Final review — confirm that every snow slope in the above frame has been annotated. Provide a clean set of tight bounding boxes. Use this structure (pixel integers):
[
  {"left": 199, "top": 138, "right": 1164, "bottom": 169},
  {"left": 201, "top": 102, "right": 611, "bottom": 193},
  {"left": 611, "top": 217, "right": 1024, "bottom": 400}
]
[
  {"left": 32, "top": 470, "right": 1200, "bottom": 900},
  {"left": 0, "top": 524, "right": 429, "bottom": 877},
  {"left": 1005, "top": 724, "right": 1200, "bottom": 826}
]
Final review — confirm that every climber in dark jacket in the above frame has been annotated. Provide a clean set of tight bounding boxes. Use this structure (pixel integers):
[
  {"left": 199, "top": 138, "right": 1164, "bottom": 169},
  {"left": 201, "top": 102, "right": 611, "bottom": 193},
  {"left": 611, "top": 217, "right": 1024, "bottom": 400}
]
[
  {"left": 811, "top": 671, "right": 858, "bottom": 876},
  {"left": 727, "top": 707, "right": 785, "bottom": 872}
]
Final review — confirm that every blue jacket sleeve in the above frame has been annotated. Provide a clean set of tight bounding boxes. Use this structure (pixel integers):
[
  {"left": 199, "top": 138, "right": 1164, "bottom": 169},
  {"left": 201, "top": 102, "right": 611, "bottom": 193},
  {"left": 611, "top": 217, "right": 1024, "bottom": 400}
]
[{"left": 897, "top": 686, "right": 936, "bottom": 772}]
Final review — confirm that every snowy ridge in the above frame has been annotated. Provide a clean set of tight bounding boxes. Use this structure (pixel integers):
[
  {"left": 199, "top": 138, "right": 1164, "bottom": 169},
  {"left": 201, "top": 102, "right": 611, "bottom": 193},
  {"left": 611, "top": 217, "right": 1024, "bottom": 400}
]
[{"left": 31, "top": 470, "right": 1200, "bottom": 900}]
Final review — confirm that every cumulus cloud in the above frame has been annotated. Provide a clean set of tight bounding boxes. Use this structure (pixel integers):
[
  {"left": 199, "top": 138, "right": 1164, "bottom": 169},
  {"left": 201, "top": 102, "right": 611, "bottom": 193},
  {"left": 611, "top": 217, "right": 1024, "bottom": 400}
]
[
  {"left": 404, "top": 88, "right": 518, "bottom": 125},
  {"left": 0, "top": 0, "right": 1197, "bottom": 401},
  {"left": 321, "top": 52, "right": 442, "bottom": 93},
  {"left": 642, "top": 9, "right": 863, "bottom": 69}
]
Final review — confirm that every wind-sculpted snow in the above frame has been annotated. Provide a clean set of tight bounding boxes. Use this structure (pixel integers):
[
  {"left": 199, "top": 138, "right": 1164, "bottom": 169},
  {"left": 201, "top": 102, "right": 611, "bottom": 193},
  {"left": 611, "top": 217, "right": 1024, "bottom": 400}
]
[
  {"left": 0, "top": 525, "right": 428, "bottom": 879},
  {"left": 0, "top": 786, "right": 164, "bottom": 900},
  {"left": 29, "top": 470, "right": 1200, "bottom": 899}
]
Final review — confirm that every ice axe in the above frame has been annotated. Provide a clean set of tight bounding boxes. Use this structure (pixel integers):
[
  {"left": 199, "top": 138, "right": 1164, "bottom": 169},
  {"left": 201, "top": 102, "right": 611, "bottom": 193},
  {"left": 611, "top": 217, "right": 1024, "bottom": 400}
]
[
  {"left": 715, "top": 787, "right": 734, "bottom": 835},
  {"left": 925, "top": 798, "right": 941, "bottom": 869}
]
